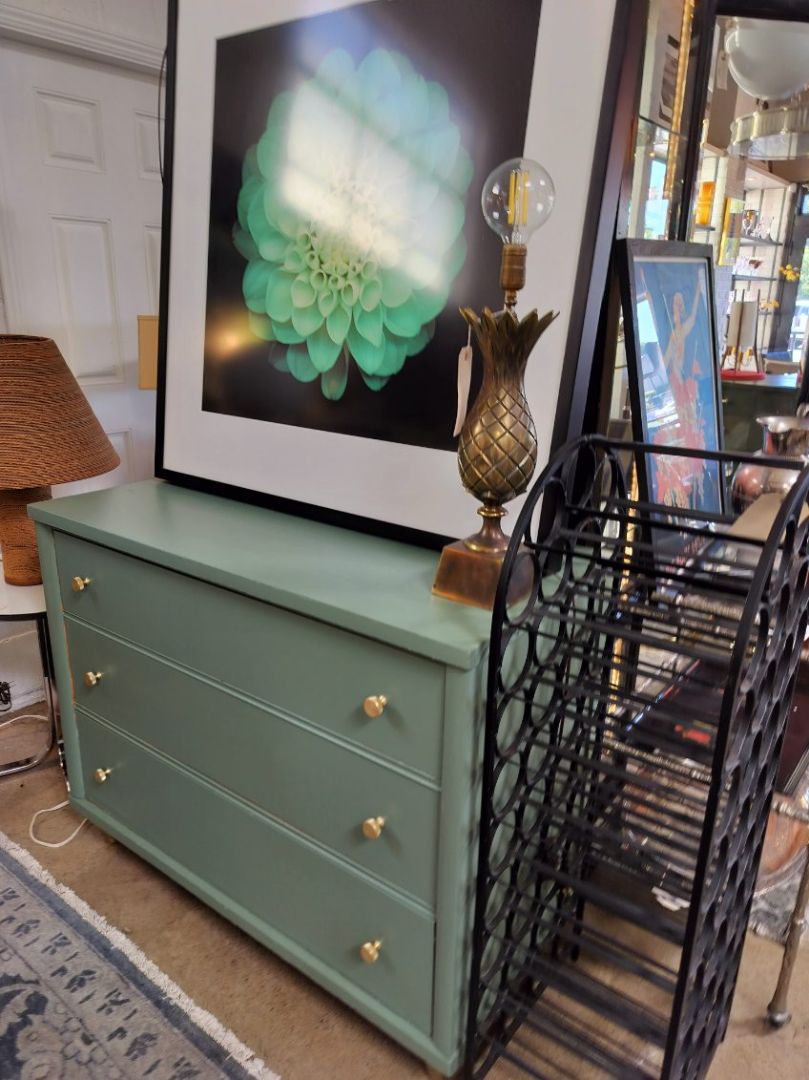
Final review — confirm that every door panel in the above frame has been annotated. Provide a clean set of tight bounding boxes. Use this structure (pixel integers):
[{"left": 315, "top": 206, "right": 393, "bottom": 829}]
[
  {"left": 51, "top": 214, "right": 125, "bottom": 383},
  {"left": 0, "top": 40, "right": 163, "bottom": 489}
]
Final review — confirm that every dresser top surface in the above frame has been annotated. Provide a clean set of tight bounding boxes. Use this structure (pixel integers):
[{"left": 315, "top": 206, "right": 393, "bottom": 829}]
[{"left": 31, "top": 479, "right": 490, "bottom": 669}]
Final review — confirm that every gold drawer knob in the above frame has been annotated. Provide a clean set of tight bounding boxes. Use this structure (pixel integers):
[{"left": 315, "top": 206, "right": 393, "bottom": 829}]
[
  {"left": 360, "top": 939, "right": 382, "bottom": 965},
  {"left": 363, "top": 694, "right": 388, "bottom": 718},
  {"left": 362, "top": 816, "right": 386, "bottom": 841},
  {"left": 83, "top": 671, "right": 103, "bottom": 688},
  {"left": 71, "top": 576, "right": 92, "bottom": 592},
  {"left": 94, "top": 767, "right": 111, "bottom": 784}
]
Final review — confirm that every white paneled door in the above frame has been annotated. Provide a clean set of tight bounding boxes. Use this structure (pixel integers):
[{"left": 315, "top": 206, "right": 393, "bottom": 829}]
[{"left": 0, "top": 40, "right": 163, "bottom": 492}]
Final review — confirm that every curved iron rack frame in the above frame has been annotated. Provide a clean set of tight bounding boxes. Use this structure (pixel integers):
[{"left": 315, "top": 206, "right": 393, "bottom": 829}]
[{"left": 465, "top": 436, "right": 809, "bottom": 1080}]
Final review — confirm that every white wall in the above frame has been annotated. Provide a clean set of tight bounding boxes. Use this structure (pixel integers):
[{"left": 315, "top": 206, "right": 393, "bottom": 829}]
[{"left": 0, "top": 622, "right": 43, "bottom": 711}]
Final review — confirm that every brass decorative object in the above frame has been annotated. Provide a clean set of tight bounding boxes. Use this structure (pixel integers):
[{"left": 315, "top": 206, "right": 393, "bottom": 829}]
[
  {"left": 94, "top": 767, "right": 111, "bottom": 784},
  {"left": 362, "top": 694, "right": 387, "bottom": 718},
  {"left": 433, "top": 157, "right": 557, "bottom": 609},
  {"left": 359, "top": 939, "right": 382, "bottom": 964},
  {"left": 361, "top": 816, "right": 386, "bottom": 840},
  {"left": 84, "top": 671, "right": 103, "bottom": 688},
  {"left": 71, "top": 575, "right": 92, "bottom": 592},
  {"left": 731, "top": 415, "right": 809, "bottom": 513}
]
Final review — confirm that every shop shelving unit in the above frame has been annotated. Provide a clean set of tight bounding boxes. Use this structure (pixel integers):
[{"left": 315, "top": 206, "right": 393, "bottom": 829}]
[{"left": 731, "top": 173, "right": 794, "bottom": 356}]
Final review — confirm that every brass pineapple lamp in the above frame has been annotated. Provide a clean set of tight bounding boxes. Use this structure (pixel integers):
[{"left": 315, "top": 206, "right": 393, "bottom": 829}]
[
  {"left": 433, "top": 158, "right": 557, "bottom": 609},
  {"left": 0, "top": 335, "right": 119, "bottom": 585}
]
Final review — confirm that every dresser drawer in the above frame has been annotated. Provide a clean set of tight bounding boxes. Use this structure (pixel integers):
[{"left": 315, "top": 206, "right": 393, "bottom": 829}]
[
  {"left": 66, "top": 620, "right": 438, "bottom": 904},
  {"left": 55, "top": 532, "right": 444, "bottom": 779},
  {"left": 75, "top": 710, "right": 435, "bottom": 1033}
]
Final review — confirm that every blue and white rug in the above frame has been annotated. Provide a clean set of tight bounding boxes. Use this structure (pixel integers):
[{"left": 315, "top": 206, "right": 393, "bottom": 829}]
[{"left": 0, "top": 831, "right": 278, "bottom": 1079}]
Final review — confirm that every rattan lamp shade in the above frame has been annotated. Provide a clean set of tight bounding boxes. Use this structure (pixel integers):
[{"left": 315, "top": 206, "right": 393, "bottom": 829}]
[{"left": 0, "top": 335, "right": 119, "bottom": 585}]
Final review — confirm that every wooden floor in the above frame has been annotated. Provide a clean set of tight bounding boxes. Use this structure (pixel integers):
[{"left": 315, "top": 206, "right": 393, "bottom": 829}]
[{"left": 1, "top": 714, "right": 807, "bottom": 1080}]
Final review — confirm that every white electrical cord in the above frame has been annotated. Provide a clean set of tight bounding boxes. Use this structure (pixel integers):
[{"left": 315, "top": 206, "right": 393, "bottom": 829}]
[
  {"left": 0, "top": 711, "right": 48, "bottom": 730},
  {"left": 29, "top": 800, "right": 87, "bottom": 849},
  {"left": 1, "top": 710, "right": 88, "bottom": 849},
  {"left": 0, "top": 628, "right": 36, "bottom": 647}
]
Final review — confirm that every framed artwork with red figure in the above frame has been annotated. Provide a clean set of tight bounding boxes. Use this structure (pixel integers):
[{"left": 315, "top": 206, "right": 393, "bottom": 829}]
[{"left": 618, "top": 240, "right": 725, "bottom": 518}]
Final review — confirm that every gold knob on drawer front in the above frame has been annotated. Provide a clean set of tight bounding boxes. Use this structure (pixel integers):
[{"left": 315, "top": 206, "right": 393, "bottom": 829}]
[
  {"left": 94, "top": 767, "right": 111, "bottom": 784},
  {"left": 83, "top": 671, "right": 103, "bottom": 688},
  {"left": 363, "top": 694, "right": 388, "bottom": 718},
  {"left": 71, "top": 576, "right": 92, "bottom": 592},
  {"left": 362, "top": 816, "right": 386, "bottom": 841},
  {"left": 360, "top": 939, "right": 382, "bottom": 965}
]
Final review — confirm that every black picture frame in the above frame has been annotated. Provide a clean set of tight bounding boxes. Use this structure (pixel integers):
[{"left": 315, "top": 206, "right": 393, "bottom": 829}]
[
  {"left": 155, "top": 0, "right": 649, "bottom": 548},
  {"left": 617, "top": 239, "right": 726, "bottom": 517}
]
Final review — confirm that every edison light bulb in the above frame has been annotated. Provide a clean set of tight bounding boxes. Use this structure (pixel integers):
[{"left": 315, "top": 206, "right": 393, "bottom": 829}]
[
  {"left": 481, "top": 157, "right": 554, "bottom": 310},
  {"left": 481, "top": 157, "right": 554, "bottom": 246}
]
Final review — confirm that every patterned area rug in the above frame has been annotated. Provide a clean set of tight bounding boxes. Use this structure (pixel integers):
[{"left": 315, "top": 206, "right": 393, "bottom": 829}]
[{"left": 0, "top": 831, "right": 278, "bottom": 1079}]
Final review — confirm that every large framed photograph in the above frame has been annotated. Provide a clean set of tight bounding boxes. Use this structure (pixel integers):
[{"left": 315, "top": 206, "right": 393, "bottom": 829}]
[
  {"left": 618, "top": 240, "right": 725, "bottom": 517},
  {"left": 157, "top": 0, "right": 629, "bottom": 545}
]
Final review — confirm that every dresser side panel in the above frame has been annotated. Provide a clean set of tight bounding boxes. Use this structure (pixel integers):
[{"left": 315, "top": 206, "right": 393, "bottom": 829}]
[
  {"left": 35, "top": 522, "right": 84, "bottom": 799},
  {"left": 432, "top": 661, "right": 486, "bottom": 1067}
]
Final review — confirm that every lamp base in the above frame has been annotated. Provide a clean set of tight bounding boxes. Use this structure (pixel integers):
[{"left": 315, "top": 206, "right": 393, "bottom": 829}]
[
  {"left": 0, "top": 486, "right": 51, "bottom": 585},
  {"left": 432, "top": 506, "right": 533, "bottom": 610}
]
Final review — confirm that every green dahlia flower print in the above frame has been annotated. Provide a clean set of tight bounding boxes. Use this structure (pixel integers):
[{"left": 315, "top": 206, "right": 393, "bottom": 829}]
[{"left": 233, "top": 47, "right": 473, "bottom": 400}]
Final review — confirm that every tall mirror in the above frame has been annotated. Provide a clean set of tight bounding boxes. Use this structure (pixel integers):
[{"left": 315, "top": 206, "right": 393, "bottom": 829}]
[
  {"left": 595, "top": 0, "right": 809, "bottom": 454},
  {"left": 685, "top": 9, "right": 809, "bottom": 451}
]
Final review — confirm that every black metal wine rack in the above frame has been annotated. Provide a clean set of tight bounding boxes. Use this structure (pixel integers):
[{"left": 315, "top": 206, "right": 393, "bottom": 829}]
[{"left": 465, "top": 436, "right": 809, "bottom": 1080}]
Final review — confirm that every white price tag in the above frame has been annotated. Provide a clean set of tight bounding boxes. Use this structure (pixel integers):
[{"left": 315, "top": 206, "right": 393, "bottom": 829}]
[{"left": 453, "top": 336, "right": 474, "bottom": 438}]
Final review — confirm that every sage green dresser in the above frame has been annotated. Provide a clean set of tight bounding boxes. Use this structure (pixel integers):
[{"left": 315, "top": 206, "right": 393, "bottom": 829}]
[{"left": 30, "top": 480, "right": 489, "bottom": 1075}]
